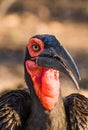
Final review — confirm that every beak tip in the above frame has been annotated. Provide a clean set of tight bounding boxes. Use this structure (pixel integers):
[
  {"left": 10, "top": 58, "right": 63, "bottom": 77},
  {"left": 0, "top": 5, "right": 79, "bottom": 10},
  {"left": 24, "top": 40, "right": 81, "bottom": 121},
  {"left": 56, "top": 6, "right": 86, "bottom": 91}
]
[
  {"left": 78, "top": 73, "right": 81, "bottom": 81},
  {"left": 76, "top": 83, "right": 80, "bottom": 90},
  {"left": 79, "top": 75, "right": 81, "bottom": 80}
]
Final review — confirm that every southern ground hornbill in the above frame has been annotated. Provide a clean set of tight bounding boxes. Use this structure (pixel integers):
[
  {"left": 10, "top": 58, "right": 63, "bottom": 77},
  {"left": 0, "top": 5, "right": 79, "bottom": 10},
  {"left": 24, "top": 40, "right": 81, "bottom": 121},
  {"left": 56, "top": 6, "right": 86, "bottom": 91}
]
[{"left": 0, "top": 34, "right": 88, "bottom": 130}]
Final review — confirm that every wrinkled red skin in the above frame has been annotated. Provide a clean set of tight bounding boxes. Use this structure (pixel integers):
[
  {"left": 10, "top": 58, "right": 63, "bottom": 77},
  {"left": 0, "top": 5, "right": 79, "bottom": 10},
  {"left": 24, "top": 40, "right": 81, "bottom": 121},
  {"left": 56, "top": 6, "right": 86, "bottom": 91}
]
[
  {"left": 26, "top": 61, "right": 60, "bottom": 110},
  {"left": 26, "top": 37, "right": 61, "bottom": 110}
]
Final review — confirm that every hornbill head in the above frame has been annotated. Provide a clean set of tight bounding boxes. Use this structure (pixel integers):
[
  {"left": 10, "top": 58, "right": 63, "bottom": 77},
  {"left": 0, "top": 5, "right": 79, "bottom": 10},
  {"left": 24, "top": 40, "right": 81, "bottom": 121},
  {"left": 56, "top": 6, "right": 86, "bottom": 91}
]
[{"left": 24, "top": 34, "right": 81, "bottom": 110}]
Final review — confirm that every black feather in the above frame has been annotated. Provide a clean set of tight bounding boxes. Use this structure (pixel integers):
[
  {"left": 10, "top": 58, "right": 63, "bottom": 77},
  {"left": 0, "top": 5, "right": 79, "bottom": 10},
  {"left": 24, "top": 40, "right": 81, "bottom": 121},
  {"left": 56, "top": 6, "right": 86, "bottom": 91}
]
[{"left": 0, "top": 90, "right": 31, "bottom": 130}]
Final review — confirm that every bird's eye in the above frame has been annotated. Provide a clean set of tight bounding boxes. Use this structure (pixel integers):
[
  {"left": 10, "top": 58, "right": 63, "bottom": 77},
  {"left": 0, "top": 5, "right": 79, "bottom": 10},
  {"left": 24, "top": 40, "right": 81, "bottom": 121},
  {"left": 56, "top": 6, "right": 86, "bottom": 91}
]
[{"left": 32, "top": 43, "right": 40, "bottom": 52}]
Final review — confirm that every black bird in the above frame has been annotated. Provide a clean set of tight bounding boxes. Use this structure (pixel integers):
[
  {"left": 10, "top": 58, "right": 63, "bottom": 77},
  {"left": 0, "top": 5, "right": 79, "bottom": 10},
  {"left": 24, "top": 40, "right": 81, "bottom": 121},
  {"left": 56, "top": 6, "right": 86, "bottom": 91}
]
[{"left": 0, "top": 34, "right": 88, "bottom": 130}]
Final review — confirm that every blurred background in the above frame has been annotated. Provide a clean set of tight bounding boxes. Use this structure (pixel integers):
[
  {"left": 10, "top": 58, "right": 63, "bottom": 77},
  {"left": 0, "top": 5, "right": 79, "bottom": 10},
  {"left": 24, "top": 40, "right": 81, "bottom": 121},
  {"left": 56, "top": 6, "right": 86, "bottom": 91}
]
[{"left": 0, "top": 0, "right": 88, "bottom": 97}]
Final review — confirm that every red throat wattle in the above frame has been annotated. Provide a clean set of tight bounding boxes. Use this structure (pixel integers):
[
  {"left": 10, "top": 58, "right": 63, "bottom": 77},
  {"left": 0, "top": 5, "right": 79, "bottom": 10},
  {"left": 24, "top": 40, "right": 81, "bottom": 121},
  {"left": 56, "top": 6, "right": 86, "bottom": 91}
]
[{"left": 26, "top": 61, "right": 60, "bottom": 110}]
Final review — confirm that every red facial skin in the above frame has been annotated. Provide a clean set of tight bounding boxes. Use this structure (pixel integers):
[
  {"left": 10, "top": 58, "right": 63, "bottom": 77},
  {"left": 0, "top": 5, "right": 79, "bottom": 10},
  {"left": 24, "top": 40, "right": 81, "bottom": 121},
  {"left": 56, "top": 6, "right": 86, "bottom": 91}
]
[
  {"left": 26, "top": 38, "right": 60, "bottom": 110},
  {"left": 27, "top": 38, "right": 44, "bottom": 57}
]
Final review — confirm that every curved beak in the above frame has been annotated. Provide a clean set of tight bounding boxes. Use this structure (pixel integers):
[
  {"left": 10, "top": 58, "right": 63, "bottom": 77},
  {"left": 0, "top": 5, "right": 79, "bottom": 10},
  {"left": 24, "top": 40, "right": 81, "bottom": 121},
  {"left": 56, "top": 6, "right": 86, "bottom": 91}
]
[{"left": 37, "top": 45, "right": 81, "bottom": 89}]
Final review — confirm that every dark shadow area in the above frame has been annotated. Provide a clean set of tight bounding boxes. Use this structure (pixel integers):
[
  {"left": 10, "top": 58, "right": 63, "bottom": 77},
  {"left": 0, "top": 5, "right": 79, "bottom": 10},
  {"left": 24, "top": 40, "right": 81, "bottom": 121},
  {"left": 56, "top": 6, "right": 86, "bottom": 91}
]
[
  {"left": 0, "top": 47, "right": 24, "bottom": 65},
  {"left": 0, "top": 47, "right": 25, "bottom": 77}
]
